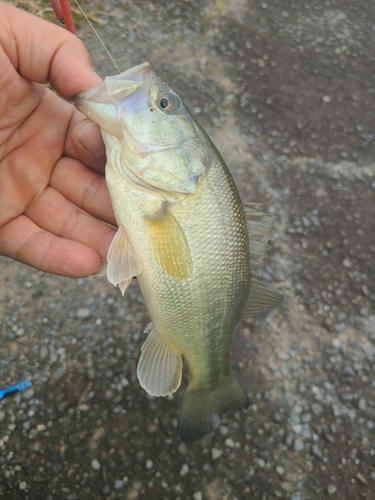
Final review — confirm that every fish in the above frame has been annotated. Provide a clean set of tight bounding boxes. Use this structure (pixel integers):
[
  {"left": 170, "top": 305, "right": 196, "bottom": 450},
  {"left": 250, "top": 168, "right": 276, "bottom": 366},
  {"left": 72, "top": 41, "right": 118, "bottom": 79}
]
[{"left": 75, "top": 62, "right": 283, "bottom": 443}]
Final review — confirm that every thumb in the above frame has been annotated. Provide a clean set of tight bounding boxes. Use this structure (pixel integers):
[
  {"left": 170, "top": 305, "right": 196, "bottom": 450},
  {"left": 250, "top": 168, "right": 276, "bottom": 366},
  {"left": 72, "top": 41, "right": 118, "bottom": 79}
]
[{"left": 0, "top": 2, "right": 101, "bottom": 101}]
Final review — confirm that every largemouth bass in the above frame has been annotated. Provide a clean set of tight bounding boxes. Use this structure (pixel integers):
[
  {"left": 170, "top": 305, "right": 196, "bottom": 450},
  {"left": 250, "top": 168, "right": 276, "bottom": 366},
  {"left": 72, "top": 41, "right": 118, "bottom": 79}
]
[{"left": 75, "top": 62, "right": 282, "bottom": 443}]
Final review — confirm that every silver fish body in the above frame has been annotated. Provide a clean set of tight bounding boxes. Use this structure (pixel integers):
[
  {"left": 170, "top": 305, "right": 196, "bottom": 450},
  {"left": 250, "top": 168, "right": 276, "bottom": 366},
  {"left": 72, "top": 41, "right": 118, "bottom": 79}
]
[{"left": 75, "top": 63, "right": 282, "bottom": 442}]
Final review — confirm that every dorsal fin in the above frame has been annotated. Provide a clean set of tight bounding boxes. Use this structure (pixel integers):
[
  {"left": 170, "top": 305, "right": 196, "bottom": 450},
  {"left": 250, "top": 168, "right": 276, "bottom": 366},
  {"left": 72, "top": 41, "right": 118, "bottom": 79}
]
[
  {"left": 242, "top": 203, "right": 283, "bottom": 317},
  {"left": 243, "top": 202, "right": 275, "bottom": 273}
]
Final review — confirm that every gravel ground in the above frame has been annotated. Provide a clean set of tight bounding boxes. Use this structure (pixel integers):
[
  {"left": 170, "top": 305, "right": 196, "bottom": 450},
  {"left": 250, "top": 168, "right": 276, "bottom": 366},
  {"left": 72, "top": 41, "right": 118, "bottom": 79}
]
[{"left": 1, "top": 0, "right": 375, "bottom": 499}]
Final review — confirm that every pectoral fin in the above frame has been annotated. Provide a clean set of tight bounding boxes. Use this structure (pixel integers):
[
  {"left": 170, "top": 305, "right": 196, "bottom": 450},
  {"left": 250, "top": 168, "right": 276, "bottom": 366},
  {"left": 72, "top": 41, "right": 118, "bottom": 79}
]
[
  {"left": 137, "top": 323, "right": 183, "bottom": 397},
  {"left": 144, "top": 209, "right": 192, "bottom": 280},
  {"left": 107, "top": 225, "right": 142, "bottom": 295}
]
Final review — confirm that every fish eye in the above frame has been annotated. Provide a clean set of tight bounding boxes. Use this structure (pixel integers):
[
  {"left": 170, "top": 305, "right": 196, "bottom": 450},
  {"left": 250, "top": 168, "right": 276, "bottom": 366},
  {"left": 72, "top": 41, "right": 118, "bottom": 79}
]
[
  {"left": 160, "top": 97, "right": 169, "bottom": 108},
  {"left": 157, "top": 93, "right": 179, "bottom": 113}
]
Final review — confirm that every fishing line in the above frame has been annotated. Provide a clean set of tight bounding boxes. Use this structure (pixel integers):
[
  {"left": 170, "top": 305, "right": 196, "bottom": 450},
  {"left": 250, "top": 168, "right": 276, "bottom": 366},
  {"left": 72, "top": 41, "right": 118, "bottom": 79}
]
[{"left": 74, "top": 0, "right": 121, "bottom": 73}]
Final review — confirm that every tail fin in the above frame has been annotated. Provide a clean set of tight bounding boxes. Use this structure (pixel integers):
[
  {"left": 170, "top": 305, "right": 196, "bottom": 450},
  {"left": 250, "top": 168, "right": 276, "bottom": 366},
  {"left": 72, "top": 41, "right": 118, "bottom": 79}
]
[{"left": 177, "top": 372, "right": 250, "bottom": 443}]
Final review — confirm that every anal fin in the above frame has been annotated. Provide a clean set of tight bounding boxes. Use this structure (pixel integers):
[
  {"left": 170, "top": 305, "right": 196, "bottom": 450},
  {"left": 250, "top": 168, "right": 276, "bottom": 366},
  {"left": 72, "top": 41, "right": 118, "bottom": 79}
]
[
  {"left": 137, "top": 323, "right": 183, "bottom": 397},
  {"left": 107, "top": 225, "right": 142, "bottom": 295}
]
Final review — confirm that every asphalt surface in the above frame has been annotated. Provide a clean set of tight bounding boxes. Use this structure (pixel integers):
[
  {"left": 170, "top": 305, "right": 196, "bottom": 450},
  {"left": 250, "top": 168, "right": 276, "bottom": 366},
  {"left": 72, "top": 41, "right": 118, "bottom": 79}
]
[{"left": 1, "top": 0, "right": 374, "bottom": 499}]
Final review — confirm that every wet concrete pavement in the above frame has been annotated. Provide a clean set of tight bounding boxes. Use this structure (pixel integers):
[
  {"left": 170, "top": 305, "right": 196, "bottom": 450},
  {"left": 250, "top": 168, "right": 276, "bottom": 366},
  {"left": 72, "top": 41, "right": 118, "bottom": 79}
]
[{"left": 1, "top": 0, "right": 374, "bottom": 498}]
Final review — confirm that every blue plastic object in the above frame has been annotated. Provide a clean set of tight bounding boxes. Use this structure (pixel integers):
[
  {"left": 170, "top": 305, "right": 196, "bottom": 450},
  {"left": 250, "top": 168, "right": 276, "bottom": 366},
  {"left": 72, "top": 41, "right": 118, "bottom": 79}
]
[{"left": 0, "top": 380, "right": 32, "bottom": 401}]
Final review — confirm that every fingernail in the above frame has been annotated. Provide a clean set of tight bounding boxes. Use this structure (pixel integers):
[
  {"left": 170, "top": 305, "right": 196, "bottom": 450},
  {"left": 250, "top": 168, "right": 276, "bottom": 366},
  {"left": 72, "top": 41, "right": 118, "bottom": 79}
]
[
  {"left": 77, "top": 122, "right": 106, "bottom": 155},
  {"left": 91, "top": 259, "right": 108, "bottom": 277}
]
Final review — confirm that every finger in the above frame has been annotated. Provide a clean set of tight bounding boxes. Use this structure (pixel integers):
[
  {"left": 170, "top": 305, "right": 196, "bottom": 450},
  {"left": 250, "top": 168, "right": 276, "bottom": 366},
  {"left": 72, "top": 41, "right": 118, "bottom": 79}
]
[
  {"left": 24, "top": 186, "right": 115, "bottom": 260},
  {"left": 50, "top": 157, "right": 116, "bottom": 225},
  {"left": 2, "top": 3, "right": 101, "bottom": 100},
  {"left": 0, "top": 215, "right": 103, "bottom": 277},
  {"left": 65, "top": 115, "right": 106, "bottom": 173},
  {"left": 0, "top": 91, "right": 73, "bottom": 227}
]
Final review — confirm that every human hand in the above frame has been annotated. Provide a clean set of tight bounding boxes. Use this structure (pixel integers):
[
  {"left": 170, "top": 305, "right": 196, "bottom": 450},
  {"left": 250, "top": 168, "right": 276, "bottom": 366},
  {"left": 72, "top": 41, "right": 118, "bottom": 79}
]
[{"left": 0, "top": 1, "right": 116, "bottom": 278}]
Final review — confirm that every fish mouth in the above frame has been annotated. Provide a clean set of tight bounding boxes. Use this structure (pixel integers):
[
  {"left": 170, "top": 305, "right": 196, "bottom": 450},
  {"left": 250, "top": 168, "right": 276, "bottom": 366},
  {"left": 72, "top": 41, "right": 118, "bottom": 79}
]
[{"left": 74, "top": 62, "right": 157, "bottom": 136}]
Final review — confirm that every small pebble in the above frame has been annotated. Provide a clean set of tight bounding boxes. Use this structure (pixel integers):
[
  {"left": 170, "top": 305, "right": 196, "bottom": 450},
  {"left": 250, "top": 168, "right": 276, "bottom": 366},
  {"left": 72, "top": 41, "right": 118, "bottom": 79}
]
[
  {"left": 127, "top": 489, "right": 139, "bottom": 500},
  {"left": 281, "top": 482, "right": 292, "bottom": 492},
  {"left": 39, "top": 345, "right": 48, "bottom": 360},
  {"left": 133, "top": 481, "right": 142, "bottom": 491},
  {"left": 311, "top": 403, "right": 323, "bottom": 416},
  {"left": 145, "top": 460, "right": 153, "bottom": 469},
  {"left": 224, "top": 438, "right": 235, "bottom": 448},
  {"left": 343, "top": 366, "right": 354, "bottom": 377},
  {"left": 255, "top": 458, "right": 266, "bottom": 468},
  {"left": 91, "top": 459, "right": 101, "bottom": 470},
  {"left": 358, "top": 398, "right": 366, "bottom": 410},
  {"left": 22, "top": 389, "right": 34, "bottom": 400},
  {"left": 211, "top": 448, "right": 223, "bottom": 460},
  {"left": 331, "top": 338, "right": 342, "bottom": 349},
  {"left": 312, "top": 444, "right": 322, "bottom": 459},
  {"left": 327, "top": 484, "right": 337, "bottom": 495},
  {"left": 355, "top": 472, "right": 367, "bottom": 485},
  {"left": 276, "top": 466, "right": 285, "bottom": 475},
  {"left": 332, "top": 403, "right": 342, "bottom": 417},
  {"left": 294, "top": 439, "right": 304, "bottom": 451},
  {"left": 76, "top": 308, "right": 91, "bottom": 319},
  {"left": 19, "top": 482, "right": 27, "bottom": 490},
  {"left": 193, "top": 492, "right": 203, "bottom": 500},
  {"left": 179, "top": 464, "right": 189, "bottom": 477}
]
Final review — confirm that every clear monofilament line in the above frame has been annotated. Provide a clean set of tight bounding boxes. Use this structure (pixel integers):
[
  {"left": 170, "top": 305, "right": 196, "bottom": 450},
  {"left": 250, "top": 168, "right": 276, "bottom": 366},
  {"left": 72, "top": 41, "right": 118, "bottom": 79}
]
[{"left": 74, "top": 0, "right": 121, "bottom": 73}]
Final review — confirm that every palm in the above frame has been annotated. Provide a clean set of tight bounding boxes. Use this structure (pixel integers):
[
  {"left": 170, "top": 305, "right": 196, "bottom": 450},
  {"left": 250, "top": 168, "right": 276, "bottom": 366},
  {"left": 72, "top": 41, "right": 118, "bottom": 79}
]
[
  {"left": 0, "top": 50, "right": 114, "bottom": 276},
  {"left": 0, "top": 2, "right": 116, "bottom": 277}
]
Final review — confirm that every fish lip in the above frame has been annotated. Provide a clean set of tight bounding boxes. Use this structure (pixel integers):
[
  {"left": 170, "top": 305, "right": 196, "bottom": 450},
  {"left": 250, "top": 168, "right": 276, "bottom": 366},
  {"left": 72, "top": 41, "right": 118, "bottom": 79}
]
[
  {"left": 75, "top": 81, "right": 111, "bottom": 114},
  {"left": 74, "top": 62, "right": 157, "bottom": 118},
  {"left": 75, "top": 83, "right": 105, "bottom": 102},
  {"left": 76, "top": 62, "right": 156, "bottom": 103}
]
